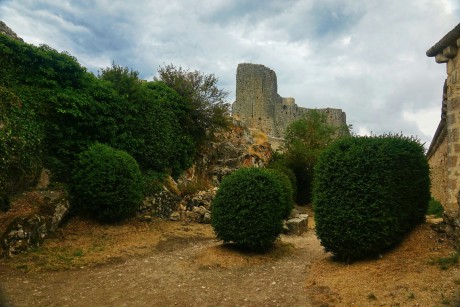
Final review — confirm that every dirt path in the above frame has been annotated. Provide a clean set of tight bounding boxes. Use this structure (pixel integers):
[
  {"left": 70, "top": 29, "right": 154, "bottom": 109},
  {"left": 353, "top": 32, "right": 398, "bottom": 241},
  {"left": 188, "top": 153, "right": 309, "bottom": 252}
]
[
  {"left": 0, "top": 232, "right": 323, "bottom": 307},
  {"left": 0, "top": 218, "right": 459, "bottom": 306}
]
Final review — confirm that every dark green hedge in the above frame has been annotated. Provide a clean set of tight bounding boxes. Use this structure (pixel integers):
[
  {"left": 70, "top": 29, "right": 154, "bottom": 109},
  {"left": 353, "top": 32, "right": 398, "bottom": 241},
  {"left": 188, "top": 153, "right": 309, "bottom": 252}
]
[
  {"left": 0, "top": 34, "right": 196, "bottom": 184},
  {"left": 313, "top": 135, "right": 430, "bottom": 260},
  {"left": 71, "top": 143, "right": 143, "bottom": 222},
  {"left": 0, "top": 86, "right": 43, "bottom": 195},
  {"left": 211, "top": 167, "right": 292, "bottom": 251}
]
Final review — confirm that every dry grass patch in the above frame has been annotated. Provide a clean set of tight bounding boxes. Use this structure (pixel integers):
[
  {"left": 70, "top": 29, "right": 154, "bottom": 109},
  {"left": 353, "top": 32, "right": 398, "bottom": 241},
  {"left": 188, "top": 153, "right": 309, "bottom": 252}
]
[
  {"left": 306, "top": 223, "right": 460, "bottom": 306},
  {"left": 0, "top": 217, "right": 214, "bottom": 272}
]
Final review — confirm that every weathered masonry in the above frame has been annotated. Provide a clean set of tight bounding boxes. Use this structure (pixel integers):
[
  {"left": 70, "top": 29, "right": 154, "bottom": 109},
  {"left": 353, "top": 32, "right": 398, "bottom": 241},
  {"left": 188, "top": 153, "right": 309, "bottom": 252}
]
[
  {"left": 426, "top": 22, "right": 460, "bottom": 242},
  {"left": 232, "top": 63, "right": 347, "bottom": 139}
]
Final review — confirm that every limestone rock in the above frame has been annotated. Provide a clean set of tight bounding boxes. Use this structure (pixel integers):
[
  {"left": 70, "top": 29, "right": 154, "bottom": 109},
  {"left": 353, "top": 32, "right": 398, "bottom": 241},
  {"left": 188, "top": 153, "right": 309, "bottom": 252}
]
[
  {"left": 169, "top": 119, "right": 273, "bottom": 224},
  {"left": 169, "top": 212, "right": 181, "bottom": 221},
  {"left": 174, "top": 188, "right": 217, "bottom": 224},
  {"left": 1, "top": 191, "right": 70, "bottom": 257},
  {"left": 285, "top": 214, "right": 309, "bottom": 236},
  {"left": 140, "top": 187, "right": 181, "bottom": 219},
  {"left": 0, "top": 21, "right": 23, "bottom": 42},
  {"left": 186, "top": 119, "right": 272, "bottom": 187},
  {"left": 36, "top": 168, "right": 51, "bottom": 190}
]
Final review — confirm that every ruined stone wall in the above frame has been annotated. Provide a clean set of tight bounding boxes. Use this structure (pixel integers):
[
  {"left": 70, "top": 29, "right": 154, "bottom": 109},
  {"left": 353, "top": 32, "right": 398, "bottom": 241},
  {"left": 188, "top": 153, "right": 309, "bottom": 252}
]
[
  {"left": 232, "top": 63, "right": 347, "bottom": 139},
  {"left": 445, "top": 45, "right": 460, "bottom": 213},
  {"left": 233, "top": 64, "right": 278, "bottom": 136},
  {"left": 428, "top": 133, "right": 448, "bottom": 207},
  {"left": 427, "top": 23, "right": 460, "bottom": 245}
]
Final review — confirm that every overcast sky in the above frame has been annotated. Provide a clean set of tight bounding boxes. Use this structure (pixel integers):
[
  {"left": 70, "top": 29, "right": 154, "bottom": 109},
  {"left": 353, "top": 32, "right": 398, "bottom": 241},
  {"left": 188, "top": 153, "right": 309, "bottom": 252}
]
[{"left": 1, "top": 0, "right": 459, "bottom": 148}]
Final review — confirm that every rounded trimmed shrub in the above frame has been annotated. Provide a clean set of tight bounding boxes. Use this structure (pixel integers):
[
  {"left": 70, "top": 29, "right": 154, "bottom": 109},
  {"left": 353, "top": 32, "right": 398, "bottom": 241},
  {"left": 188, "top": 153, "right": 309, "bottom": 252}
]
[
  {"left": 71, "top": 143, "right": 143, "bottom": 222},
  {"left": 313, "top": 135, "right": 430, "bottom": 261},
  {"left": 266, "top": 169, "right": 295, "bottom": 219},
  {"left": 211, "top": 167, "right": 292, "bottom": 251}
]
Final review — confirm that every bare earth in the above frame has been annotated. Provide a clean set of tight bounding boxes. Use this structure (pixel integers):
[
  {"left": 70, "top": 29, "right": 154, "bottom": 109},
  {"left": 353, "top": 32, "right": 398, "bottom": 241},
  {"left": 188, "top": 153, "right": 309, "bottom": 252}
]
[{"left": 0, "top": 213, "right": 459, "bottom": 307}]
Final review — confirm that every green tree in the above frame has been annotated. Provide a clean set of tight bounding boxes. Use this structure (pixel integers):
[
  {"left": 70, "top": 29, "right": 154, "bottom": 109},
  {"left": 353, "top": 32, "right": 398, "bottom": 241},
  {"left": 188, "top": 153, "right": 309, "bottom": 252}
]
[
  {"left": 155, "top": 64, "right": 230, "bottom": 146},
  {"left": 99, "top": 64, "right": 195, "bottom": 177},
  {"left": 281, "top": 109, "right": 349, "bottom": 204}
]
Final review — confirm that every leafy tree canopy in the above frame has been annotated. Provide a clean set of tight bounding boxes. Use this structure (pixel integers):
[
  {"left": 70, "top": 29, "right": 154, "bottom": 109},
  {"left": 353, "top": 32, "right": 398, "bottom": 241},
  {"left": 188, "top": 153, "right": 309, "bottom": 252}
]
[
  {"left": 273, "top": 109, "right": 350, "bottom": 204},
  {"left": 155, "top": 64, "right": 231, "bottom": 145}
]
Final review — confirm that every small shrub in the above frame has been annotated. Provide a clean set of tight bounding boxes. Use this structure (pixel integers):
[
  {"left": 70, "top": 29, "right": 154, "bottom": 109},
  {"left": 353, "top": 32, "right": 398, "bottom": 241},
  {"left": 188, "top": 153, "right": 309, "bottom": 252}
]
[
  {"left": 367, "top": 293, "right": 377, "bottom": 300},
  {"left": 71, "top": 143, "right": 143, "bottom": 222},
  {"left": 313, "top": 135, "right": 430, "bottom": 260},
  {"left": 427, "top": 197, "right": 444, "bottom": 218},
  {"left": 430, "top": 248, "right": 460, "bottom": 270},
  {"left": 211, "top": 168, "right": 291, "bottom": 251}
]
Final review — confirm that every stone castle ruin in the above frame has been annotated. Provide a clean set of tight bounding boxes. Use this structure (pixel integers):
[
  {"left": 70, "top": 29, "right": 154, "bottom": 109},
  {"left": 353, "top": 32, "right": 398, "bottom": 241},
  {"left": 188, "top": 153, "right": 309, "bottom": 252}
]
[
  {"left": 232, "top": 63, "right": 347, "bottom": 140},
  {"left": 426, "top": 22, "right": 460, "bottom": 243}
]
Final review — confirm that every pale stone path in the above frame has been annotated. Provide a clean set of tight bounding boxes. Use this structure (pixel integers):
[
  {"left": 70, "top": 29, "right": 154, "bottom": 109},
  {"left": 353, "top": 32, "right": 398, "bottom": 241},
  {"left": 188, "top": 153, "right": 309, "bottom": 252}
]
[{"left": 0, "top": 233, "right": 323, "bottom": 307}]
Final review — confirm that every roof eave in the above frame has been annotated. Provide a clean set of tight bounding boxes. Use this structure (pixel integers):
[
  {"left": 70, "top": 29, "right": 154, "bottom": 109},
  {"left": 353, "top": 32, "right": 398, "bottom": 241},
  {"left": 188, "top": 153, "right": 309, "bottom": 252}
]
[{"left": 426, "top": 23, "right": 460, "bottom": 57}]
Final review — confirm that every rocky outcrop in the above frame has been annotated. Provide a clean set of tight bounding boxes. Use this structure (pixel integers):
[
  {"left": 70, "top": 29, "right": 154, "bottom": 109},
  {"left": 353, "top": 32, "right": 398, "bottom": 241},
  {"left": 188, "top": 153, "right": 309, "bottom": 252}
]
[
  {"left": 170, "top": 188, "right": 216, "bottom": 223},
  {"left": 0, "top": 21, "right": 23, "bottom": 42},
  {"left": 171, "top": 120, "right": 273, "bottom": 224},
  {"left": 140, "top": 187, "right": 181, "bottom": 220},
  {"left": 180, "top": 119, "right": 273, "bottom": 187},
  {"left": 284, "top": 214, "right": 309, "bottom": 236},
  {"left": 1, "top": 191, "right": 70, "bottom": 257}
]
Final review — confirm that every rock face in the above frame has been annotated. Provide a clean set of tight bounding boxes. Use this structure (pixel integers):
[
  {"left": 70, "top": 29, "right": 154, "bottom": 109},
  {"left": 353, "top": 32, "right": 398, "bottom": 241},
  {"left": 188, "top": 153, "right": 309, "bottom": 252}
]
[
  {"left": 1, "top": 191, "right": 70, "bottom": 257},
  {"left": 190, "top": 119, "right": 273, "bottom": 186},
  {"left": 140, "top": 187, "right": 181, "bottom": 219},
  {"left": 170, "top": 188, "right": 216, "bottom": 223},
  {"left": 0, "top": 21, "right": 23, "bottom": 42},
  {"left": 170, "top": 119, "right": 273, "bottom": 224},
  {"left": 284, "top": 211, "right": 309, "bottom": 236}
]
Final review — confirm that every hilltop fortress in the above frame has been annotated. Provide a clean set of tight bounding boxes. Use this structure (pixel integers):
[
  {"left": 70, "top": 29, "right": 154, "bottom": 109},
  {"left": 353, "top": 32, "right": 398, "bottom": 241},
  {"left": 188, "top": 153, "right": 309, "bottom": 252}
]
[{"left": 232, "top": 63, "right": 347, "bottom": 140}]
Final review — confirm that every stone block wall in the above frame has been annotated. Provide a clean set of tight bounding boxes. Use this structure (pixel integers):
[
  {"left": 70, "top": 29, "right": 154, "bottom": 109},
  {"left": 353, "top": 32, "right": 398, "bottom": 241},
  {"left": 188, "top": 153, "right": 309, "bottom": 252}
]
[
  {"left": 232, "top": 63, "right": 347, "bottom": 139},
  {"left": 445, "top": 46, "right": 460, "bottom": 214},
  {"left": 427, "top": 23, "right": 460, "bottom": 244},
  {"left": 428, "top": 134, "right": 448, "bottom": 207}
]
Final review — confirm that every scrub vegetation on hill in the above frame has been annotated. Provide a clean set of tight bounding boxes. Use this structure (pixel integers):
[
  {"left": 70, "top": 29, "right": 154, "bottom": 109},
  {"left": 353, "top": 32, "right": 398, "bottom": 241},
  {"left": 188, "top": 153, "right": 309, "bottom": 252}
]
[{"left": 0, "top": 33, "right": 229, "bottom": 219}]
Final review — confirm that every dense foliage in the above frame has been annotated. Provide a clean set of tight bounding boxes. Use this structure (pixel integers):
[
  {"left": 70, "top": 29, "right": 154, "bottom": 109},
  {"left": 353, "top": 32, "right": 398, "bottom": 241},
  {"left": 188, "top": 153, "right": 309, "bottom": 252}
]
[
  {"left": 267, "top": 152, "right": 298, "bottom": 199},
  {"left": 0, "top": 86, "right": 43, "bottom": 196},
  {"left": 211, "top": 168, "right": 292, "bottom": 251},
  {"left": 269, "top": 109, "right": 349, "bottom": 204},
  {"left": 155, "top": 64, "right": 230, "bottom": 146},
  {"left": 266, "top": 169, "right": 295, "bottom": 219},
  {"left": 71, "top": 143, "right": 143, "bottom": 222},
  {"left": 313, "top": 135, "right": 430, "bottom": 261},
  {"left": 0, "top": 34, "right": 230, "bottom": 198},
  {"left": 99, "top": 64, "right": 195, "bottom": 177},
  {"left": 427, "top": 197, "right": 444, "bottom": 218}
]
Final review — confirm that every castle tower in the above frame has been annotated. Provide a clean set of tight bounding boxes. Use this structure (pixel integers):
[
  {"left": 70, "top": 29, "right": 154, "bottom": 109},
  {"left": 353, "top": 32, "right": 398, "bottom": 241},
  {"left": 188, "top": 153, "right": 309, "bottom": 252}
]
[
  {"left": 232, "top": 63, "right": 279, "bottom": 135},
  {"left": 232, "top": 63, "right": 348, "bottom": 140}
]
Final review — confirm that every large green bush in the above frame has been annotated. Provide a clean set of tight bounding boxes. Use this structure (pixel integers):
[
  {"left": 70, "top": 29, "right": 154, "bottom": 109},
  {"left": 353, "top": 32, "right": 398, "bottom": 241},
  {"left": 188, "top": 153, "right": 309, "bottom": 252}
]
[
  {"left": 71, "top": 143, "right": 143, "bottom": 222},
  {"left": 266, "top": 169, "right": 295, "bottom": 219},
  {"left": 313, "top": 135, "right": 430, "bottom": 261},
  {"left": 0, "top": 35, "right": 199, "bottom": 184},
  {"left": 211, "top": 168, "right": 292, "bottom": 251}
]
